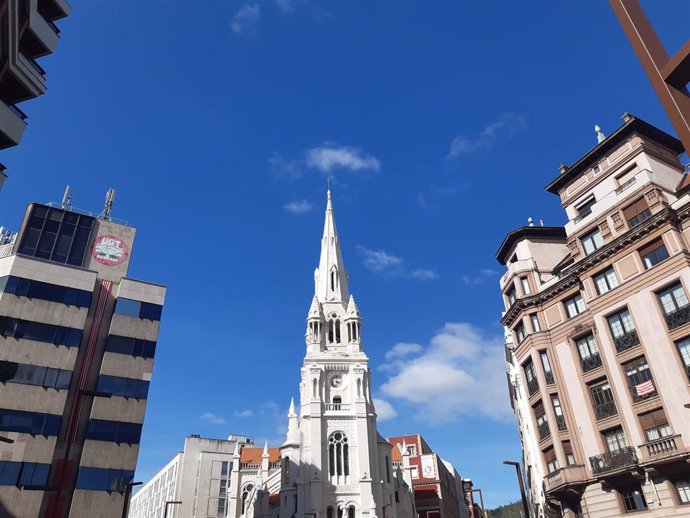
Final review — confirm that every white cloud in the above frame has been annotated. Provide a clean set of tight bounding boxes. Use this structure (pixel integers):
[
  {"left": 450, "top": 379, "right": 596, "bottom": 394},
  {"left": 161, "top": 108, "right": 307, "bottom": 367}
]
[
  {"left": 284, "top": 200, "right": 314, "bottom": 214},
  {"left": 233, "top": 410, "right": 255, "bottom": 418},
  {"left": 275, "top": 0, "right": 296, "bottom": 12},
  {"left": 373, "top": 398, "right": 398, "bottom": 422},
  {"left": 270, "top": 153, "right": 303, "bottom": 180},
  {"left": 461, "top": 268, "right": 499, "bottom": 285},
  {"left": 200, "top": 412, "right": 227, "bottom": 425},
  {"left": 356, "top": 246, "right": 437, "bottom": 281},
  {"left": 380, "top": 322, "right": 512, "bottom": 423},
  {"left": 232, "top": 4, "right": 261, "bottom": 35},
  {"left": 306, "top": 143, "right": 381, "bottom": 173},
  {"left": 448, "top": 113, "right": 527, "bottom": 158},
  {"left": 385, "top": 342, "right": 423, "bottom": 360}
]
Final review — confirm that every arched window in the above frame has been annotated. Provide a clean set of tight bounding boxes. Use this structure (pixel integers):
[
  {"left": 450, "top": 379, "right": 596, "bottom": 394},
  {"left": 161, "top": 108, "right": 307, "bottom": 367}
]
[
  {"left": 328, "top": 319, "right": 334, "bottom": 343},
  {"left": 328, "top": 431, "right": 349, "bottom": 477},
  {"left": 241, "top": 484, "right": 254, "bottom": 514},
  {"left": 348, "top": 507, "right": 355, "bottom": 518},
  {"left": 327, "top": 507, "right": 334, "bottom": 518},
  {"left": 333, "top": 396, "right": 342, "bottom": 410},
  {"left": 335, "top": 320, "right": 341, "bottom": 343}
]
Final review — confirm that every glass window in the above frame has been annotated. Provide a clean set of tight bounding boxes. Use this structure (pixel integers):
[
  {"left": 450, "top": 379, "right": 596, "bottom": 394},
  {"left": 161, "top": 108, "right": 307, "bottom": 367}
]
[
  {"left": 620, "top": 483, "right": 647, "bottom": 512},
  {"left": 530, "top": 314, "right": 540, "bottom": 332},
  {"left": 97, "top": 375, "right": 149, "bottom": 400},
  {"left": 86, "top": 419, "right": 142, "bottom": 444},
  {"left": 0, "top": 409, "right": 61, "bottom": 436},
  {"left": 674, "top": 480, "right": 690, "bottom": 504},
  {"left": 18, "top": 462, "right": 50, "bottom": 487},
  {"left": 521, "top": 277, "right": 531, "bottom": 295},
  {"left": 328, "top": 431, "right": 349, "bottom": 477},
  {"left": 658, "top": 283, "right": 689, "bottom": 315},
  {"left": 76, "top": 467, "right": 134, "bottom": 492},
  {"left": 506, "top": 287, "right": 517, "bottom": 305},
  {"left": 581, "top": 229, "right": 604, "bottom": 255},
  {"left": 0, "top": 462, "right": 22, "bottom": 485},
  {"left": 0, "top": 276, "right": 92, "bottom": 308},
  {"left": 603, "top": 427, "right": 627, "bottom": 453},
  {"left": 564, "top": 294, "right": 586, "bottom": 318},
  {"left": 607, "top": 309, "right": 635, "bottom": 338},
  {"left": 594, "top": 268, "right": 619, "bottom": 295},
  {"left": 0, "top": 317, "right": 82, "bottom": 348},
  {"left": 515, "top": 323, "right": 525, "bottom": 343},
  {"left": 624, "top": 358, "right": 656, "bottom": 402},
  {"left": 576, "top": 334, "right": 599, "bottom": 360},
  {"left": 114, "top": 298, "right": 163, "bottom": 321},
  {"left": 640, "top": 240, "right": 669, "bottom": 269},
  {"left": 677, "top": 337, "right": 690, "bottom": 376},
  {"left": 576, "top": 198, "right": 596, "bottom": 220},
  {"left": 105, "top": 335, "right": 157, "bottom": 359}
]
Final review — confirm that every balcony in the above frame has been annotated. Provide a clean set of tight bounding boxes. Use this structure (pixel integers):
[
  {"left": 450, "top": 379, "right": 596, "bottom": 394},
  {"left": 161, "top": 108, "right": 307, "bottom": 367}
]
[
  {"left": 324, "top": 403, "right": 350, "bottom": 412},
  {"left": 0, "top": 101, "right": 28, "bottom": 150},
  {"left": 544, "top": 465, "right": 587, "bottom": 496},
  {"left": 614, "top": 330, "right": 640, "bottom": 353},
  {"left": 537, "top": 421, "right": 550, "bottom": 441},
  {"left": 589, "top": 447, "right": 638, "bottom": 476},
  {"left": 545, "top": 371, "right": 555, "bottom": 385},
  {"left": 556, "top": 415, "right": 567, "bottom": 431},
  {"left": 628, "top": 381, "right": 657, "bottom": 404},
  {"left": 580, "top": 354, "right": 602, "bottom": 373},
  {"left": 593, "top": 400, "right": 617, "bottom": 420},
  {"left": 527, "top": 377, "right": 539, "bottom": 396},
  {"left": 23, "top": 9, "right": 60, "bottom": 58},
  {"left": 664, "top": 305, "right": 690, "bottom": 330}
]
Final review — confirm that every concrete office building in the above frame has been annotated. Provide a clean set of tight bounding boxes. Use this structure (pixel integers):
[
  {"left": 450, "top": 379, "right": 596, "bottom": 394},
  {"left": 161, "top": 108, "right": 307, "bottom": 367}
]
[
  {"left": 128, "top": 434, "right": 254, "bottom": 518},
  {"left": 0, "top": 194, "right": 166, "bottom": 518},
  {"left": 498, "top": 114, "right": 690, "bottom": 518},
  {"left": 0, "top": 0, "right": 71, "bottom": 189}
]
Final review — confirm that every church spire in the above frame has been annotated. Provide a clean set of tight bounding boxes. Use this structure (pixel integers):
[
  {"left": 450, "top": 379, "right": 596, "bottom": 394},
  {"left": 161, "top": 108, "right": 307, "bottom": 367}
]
[{"left": 315, "top": 190, "right": 349, "bottom": 302}]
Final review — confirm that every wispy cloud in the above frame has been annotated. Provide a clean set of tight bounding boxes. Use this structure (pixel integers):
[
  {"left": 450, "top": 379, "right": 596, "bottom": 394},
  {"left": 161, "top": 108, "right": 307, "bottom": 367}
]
[
  {"left": 233, "top": 410, "right": 255, "bottom": 418},
  {"left": 448, "top": 113, "right": 526, "bottom": 158},
  {"left": 200, "top": 412, "right": 227, "bottom": 425},
  {"left": 270, "top": 153, "right": 303, "bottom": 181},
  {"left": 461, "top": 268, "right": 499, "bottom": 285},
  {"left": 275, "top": 0, "right": 297, "bottom": 12},
  {"left": 283, "top": 200, "right": 314, "bottom": 214},
  {"left": 373, "top": 398, "right": 397, "bottom": 422},
  {"left": 357, "top": 246, "right": 437, "bottom": 280},
  {"left": 380, "top": 322, "right": 512, "bottom": 423},
  {"left": 306, "top": 143, "right": 381, "bottom": 173},
  {"left": 232, "top": 4, "right": 261, "bottom": 35}
]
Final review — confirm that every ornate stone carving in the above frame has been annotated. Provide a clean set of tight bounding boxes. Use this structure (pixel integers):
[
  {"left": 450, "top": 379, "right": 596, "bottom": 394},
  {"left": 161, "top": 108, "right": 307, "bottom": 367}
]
[{"left": 612, "top": 211, "right": 624, "bottom": 229}]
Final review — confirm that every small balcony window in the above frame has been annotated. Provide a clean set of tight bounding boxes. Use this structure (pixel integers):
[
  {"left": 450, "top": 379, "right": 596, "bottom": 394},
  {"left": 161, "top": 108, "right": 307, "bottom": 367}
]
[
  {"left": 576, "top": 334, "right": 601, "bottom": 372},
  {"left": 658, "top": 283, "right": 690, "bottom": 330},
  {"left": 524, "top": 360, "right": 539, "bottom": 396},
  {"left": 564, "top": 293, "right": 586, "bottom": 318},
  {"left": 581, "top": 228, "right": 604, "bottom": 255},
  {"left": 594, "top": 267, "right": 619, "bottom": 295},
  {"left": 624, "top": 357, "right": 656, "bottom": 403},
  {"left": 590, "top": 382, "right": 616, "bottom": 420},
  {"left": 640, "top": 239, "right": 669, "bottom": 269},
  {"left": 607, "top": 308, "right": 639, "bottom": 352}
]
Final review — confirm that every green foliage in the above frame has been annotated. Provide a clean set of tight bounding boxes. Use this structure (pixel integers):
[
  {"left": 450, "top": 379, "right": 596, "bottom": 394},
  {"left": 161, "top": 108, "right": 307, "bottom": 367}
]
[{"left": 487, "top": 501, "right": 523, "bottom": 518}]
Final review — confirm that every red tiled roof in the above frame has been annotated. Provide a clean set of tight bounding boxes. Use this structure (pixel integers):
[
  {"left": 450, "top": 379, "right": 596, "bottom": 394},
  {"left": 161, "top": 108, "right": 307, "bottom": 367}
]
[{"left": 240, "top": 447, "right": 281, "bottom": 463}]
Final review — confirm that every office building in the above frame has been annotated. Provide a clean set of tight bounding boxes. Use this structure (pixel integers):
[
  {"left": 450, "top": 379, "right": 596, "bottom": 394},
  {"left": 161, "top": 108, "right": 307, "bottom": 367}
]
[
  {"left": 498, "top": 114, "right": 690, "bottom": 517},
  {"left": 0, "top": 193, "right": 166, "bottom": 517}
]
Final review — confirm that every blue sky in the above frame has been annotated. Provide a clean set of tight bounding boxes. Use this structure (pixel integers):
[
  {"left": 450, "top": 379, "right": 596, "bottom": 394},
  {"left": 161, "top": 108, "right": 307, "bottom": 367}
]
[{"left": 1, "top": 0, "right": 689, "bottom": 509}]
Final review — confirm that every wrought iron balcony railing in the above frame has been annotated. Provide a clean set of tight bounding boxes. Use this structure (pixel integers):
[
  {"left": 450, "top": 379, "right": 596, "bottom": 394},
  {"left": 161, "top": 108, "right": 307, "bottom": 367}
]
[
  {"left": 593, "top": 400, "right": 617, "bottom": 420},
  {"left": 556, "top": 415, "right": 567, "bottom": 431},
  {"left": 580, "top": 354, "right": 602, "bottom": 373},
  {"left": 614, "top": 330, "right": 640, "bottom": 353},
  {"left": 664, "top": 305, "right": 690, "bottom": 330},
  {"left": 589, "top": 447, "right": 637, "bottom": 475},
  {"left": 537, "top": 421, "right": 550, "bottom": 441},
  {"left": 527, "top": 377, "right": 539, "bottom": 396}
]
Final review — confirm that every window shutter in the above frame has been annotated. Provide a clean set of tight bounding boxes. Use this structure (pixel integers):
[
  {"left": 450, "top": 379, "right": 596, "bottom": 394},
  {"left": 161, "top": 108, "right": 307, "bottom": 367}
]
[
  {"left": 639, "top": 409, "right": 667, "bottom": 429},
  {"left": 638, "top": 238, "right": 665, "bottom": 259},
  {"left": 622, "top": 198, "right": 648, "bottom": 220},
  {"left": 533, "top": 401, "right": 544, "bottom": 415},
  {"left": 543, "top": 448, "right": 556, "bottom": 463}
]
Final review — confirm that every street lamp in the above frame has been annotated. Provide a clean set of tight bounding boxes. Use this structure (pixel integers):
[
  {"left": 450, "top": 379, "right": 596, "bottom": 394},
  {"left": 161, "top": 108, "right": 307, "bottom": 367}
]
[
  {"left": 503, "top": 461, "right": 530, "bottom": 518},
  {"left": 121, "top": 481, "right": 143, "bottom": 518},
  {"left": 164, "top": 500, "right": 182, "bottom": 518}
]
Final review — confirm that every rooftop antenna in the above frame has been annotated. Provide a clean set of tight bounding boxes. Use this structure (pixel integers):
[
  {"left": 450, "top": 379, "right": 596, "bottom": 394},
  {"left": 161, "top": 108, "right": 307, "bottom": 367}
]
[
  {"left": 61, "top": 185, "right": 72, "bottom": 210},
  {"left": 101, "top": 188, "right": 116, "bottom": 221},
  {"left": 595, "top": 124, "right": 606, "bottom": 144},
  {"left": 527, "top": 217, "right": 534, "bottom": 227},
  {"left": 540, "top": 219, "right": 544, "bottom": 227}
]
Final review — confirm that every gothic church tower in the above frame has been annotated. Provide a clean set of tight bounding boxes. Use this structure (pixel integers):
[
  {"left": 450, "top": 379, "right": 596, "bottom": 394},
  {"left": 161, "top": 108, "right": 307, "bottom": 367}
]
[{"left": 278, "top": 191, "right": 408, "bottom": 518}]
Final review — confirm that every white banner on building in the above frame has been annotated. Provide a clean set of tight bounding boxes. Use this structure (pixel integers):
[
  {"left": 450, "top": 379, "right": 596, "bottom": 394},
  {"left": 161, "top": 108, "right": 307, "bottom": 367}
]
[{"left": 421, "top": 454, "right": 436, "bottom": 478}]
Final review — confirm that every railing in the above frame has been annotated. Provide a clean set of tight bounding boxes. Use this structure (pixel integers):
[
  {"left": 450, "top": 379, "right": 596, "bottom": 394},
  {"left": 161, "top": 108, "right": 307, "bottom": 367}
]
[
  {"left": 545, "top": 469, "right": 562, "bottom": 487},
  {"left": 580, "top": 354, "right": 602, "bottom": 373},
  {"left": 589, "top": 447, "right": 638, "bottom": 475},
  {"left": 614, "top": 330, "right": 640, "bottom": 352},
  {"left": 324, "top": 403, "right": 351, "bottom": 412},
  {"left": 544, "top": 465, "right": 587, "bottom": 494},
  {"left": 537, "top": 421, "right": 550, "bottom": 440},
  {"left": 526, "top": 377, "right": 539, "bottom": 396},
  {"left": 629, "top": 381, "right": 657, "bottom": 403},
  {"left": 574, "top": 207, "right": 593, "bottom": 224},
  {"left": 0, "top": 243, "right": 14, "bottom": 259},
  {"left": 505, "top": 346, "right": 513, "bottom": 364},
  {"left": 593, "top": 400, "right": 617, "bottom": 420},
  {"left": 544, "top": 371, "right": 555, "bottom": 385},
  {"left": 556, "top": 415, "right": 567, "bottom": 431},
  {"left": 644, "top": 435, "right": 680, "bottom": 458},
  {"left": 615, "top": 177, "right": 637, "bottom": 195},
  {"left": 44, "top": 202, "right": 130, "bottom": 226},
  {"left": 664, "top": 305, "right": 690, "bottom": 330}
]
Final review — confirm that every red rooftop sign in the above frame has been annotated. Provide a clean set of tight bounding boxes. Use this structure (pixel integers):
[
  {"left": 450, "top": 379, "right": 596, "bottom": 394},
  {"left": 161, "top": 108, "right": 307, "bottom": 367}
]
[{"left": 92, "top": 235, "right": 128, "bottom": 266}]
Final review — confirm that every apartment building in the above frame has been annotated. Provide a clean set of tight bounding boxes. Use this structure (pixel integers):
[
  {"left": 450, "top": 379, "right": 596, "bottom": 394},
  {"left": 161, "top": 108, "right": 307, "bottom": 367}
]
[
  {"left": 0, "top": 0, "right": 71, "bottom": 188},
  {"left": 0, "top": 196, "right": 166, "bottom": 517},
  {"left": 389, "top": 435, "right": 470, "bottom": 518},
  {"left": 128, "top": 434, "right": 253, "bottom": 518},
  {"left": 497, "top": 114, "right": 690, "bottom": 518}
]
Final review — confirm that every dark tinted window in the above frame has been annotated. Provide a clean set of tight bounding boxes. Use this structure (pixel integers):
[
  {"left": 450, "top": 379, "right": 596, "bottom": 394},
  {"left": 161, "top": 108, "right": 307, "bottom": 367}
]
[
  {"left": 0, "top": 276, "right": 92, "bottom": 308},
  {"left": 17, "top": 205, "right": 94, "bottom": 267},
  {"left": 97, "top": 375, "right": 149, "bottom": 399},
  {"left": 0, "top": 316, "right": 82, "bottom": 347},
  {"left": 0, "top": 461, "right": 50, "bottom": 486},
  {"left": 105, "top": 335, "right": 156, "bottom": 359},
  {"left": 75, "top": 467, "right": 134, "bottom": 492},
  {"left": 0, "top": 409, "right": 61, "bottom": 436},
  {"left": 86, "top": 419, "right": 142, "bottom": 444},
  {"left": 0, "top": 361, "right": 71, "bottom": 390},
  {"left": 114, "top": 298, "right": 163, "bottom": 321}
]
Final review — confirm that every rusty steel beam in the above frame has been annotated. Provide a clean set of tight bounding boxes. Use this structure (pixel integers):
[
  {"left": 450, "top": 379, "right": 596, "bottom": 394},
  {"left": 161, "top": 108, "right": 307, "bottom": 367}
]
[{"left": 609, "top": 0, "right": 690, "bottom": 155}]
